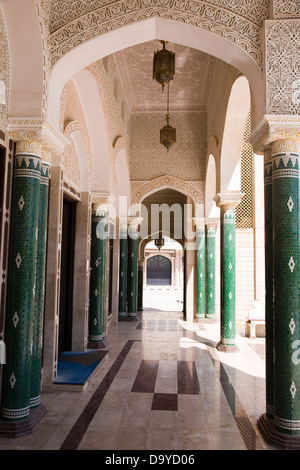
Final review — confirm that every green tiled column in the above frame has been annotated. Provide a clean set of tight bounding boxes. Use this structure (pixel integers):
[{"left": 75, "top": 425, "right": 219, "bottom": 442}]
[
  {"left": 118, "top": 222, "right": 128, "bottom": 317},
  {"left": 88, "top": 207, "right": 108, "bottom": 344},
  {"left": 206, "top": 221, "right": 217, "bottom": 319},
  {"left": 138, "top": 260, "right": 144, "bottom": 311},
  {"left": 271, "top": 140, "right": 300, "bottom": 436},
  {"left": 31, "top": 160, "right": 50, "bottom": 409},
  {"left": 195, "top": 223, "right": 205, "bottom": 319},
  {"left": 263, "top": 147, "right": 274, "bottom": 421},
  {"left": 127, "top": 226, "right": 139, "bottom": 317},
  {"left": 1, "top": 145, "right": 41, "bottom": 421},
  {"left": 215, "top": 192, "right": 242, "bottom": 353}
]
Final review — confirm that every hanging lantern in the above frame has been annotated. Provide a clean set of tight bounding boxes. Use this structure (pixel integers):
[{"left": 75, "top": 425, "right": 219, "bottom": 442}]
[
  {"left": 160, "top": 83, "right": 176, "bottom": 151},
  {"left": 155, "top": 236, "right": 165, "bottom": 250},
  {"left": 153, "top": 41, "right": 175, "bottom": 91},
  {"left": 160, "top": 114, "right": 176, "bottom": 152}
]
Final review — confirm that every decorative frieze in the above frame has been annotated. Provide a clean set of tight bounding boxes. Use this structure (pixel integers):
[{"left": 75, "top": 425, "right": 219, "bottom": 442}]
[{"left": 50, "top": 0, "right": 265, "bottom": 68}]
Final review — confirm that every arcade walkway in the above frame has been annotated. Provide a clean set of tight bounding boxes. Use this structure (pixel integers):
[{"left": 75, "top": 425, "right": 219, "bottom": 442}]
[{"left": 0, "top": 296, "right": 273, "bottom": 451}]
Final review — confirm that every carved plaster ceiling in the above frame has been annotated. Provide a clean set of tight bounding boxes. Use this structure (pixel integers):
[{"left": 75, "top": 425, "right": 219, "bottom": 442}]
[{"left": 113, "top": 40, "right": 217, "bottom": 113}]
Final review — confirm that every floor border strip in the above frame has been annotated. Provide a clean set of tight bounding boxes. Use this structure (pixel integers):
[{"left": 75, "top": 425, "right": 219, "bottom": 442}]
[{"left": 60, "top": 340, "right": 136, "bottom": 450}]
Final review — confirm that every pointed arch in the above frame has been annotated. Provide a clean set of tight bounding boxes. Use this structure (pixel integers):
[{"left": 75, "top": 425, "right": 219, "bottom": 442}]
[
  {"left": 71, "top": 68, "right": 110, "bottom": 193},
  {"left": 47, "top": 17, "right": 264, "bottom": 131},
  {"left": 220, "top": 75, "right": 251, "bottom": 192}
]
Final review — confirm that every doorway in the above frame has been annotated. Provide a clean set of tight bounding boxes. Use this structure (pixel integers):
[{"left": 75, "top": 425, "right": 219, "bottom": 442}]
[
  {"left": 58, "top": 195, "right": 77, "bottom": 354},
  {"left": 146, "top": 255, "right": 172, "bottom": 286}
]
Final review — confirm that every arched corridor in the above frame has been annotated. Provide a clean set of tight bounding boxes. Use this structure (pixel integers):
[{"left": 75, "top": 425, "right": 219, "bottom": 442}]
[{"left": 0, "top": 0, "right": 299, "bottom": 452}]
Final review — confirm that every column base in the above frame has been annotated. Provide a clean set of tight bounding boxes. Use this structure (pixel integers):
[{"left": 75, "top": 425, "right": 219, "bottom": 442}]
[
  {"left": 194, "top": 317, "right": 217, "bottom": 324},
  {"left": 216, "top": 341, "right": 239, "bottom": 353},
  {"left": 87, "top": 339, "right": 107, "bottom": 349},
  {"left": 118, "top": 315, "right": 138, "bottom": 322},
  {"left": 258, "top": 413, "right": 300, "bottom": 450},
  {"left": 118, "top": 312, "right": 127, "bottom": 318},
  {"left": 0, "top": 403, "right": 47, "bottom": 438}
]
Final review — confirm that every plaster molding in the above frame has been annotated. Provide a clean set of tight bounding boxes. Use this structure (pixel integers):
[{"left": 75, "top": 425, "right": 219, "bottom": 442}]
[
  {"left": 248, "top": 114, "right": 300, "bottom": 154},
  {"left": 214, "top": 191, "right": 244, "bottom": 210},
  {"left": 8, "top": 118, "right": 68, "bottom": 159}
]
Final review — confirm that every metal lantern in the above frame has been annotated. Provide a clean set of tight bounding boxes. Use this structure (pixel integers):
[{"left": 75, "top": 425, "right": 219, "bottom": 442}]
[
  {"left": 160, "top": 83, "right": 176, "bottom": 151},
  {"left": 160, "top": 114, "right": 176, "bottom": 152},
  {"left": 153, "top": 41, "right": 175, "bottom": 91},
  {"left": 155, "top": 236, "right": 165, "bottom": 250}
]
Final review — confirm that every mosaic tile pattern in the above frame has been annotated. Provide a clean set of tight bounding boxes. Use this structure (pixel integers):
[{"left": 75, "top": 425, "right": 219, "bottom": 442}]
[
  {"left": 1, "top": 154, "right": 41, "bottom": 421},
  {"left": 196, "top": 228, "right": 205, "bottom": 319},
  {"left": 89, "top": 212, "right": 108, "bottom": 342},
  {"left": 272, "top": 143, "right": 300, "bottom": 435},
  {"left": 127, "top": 229, "right": 138, "bottom": 316},
  {"left": 264, "top": 152, "right": 274, "bottom": 419},
  {"left": 219, "top": 209, "right": 237, "bottom": 349},
  {"left": 206, "top": 225, "right": 216, "bottom": 319},
  {"left": 118, "top": 230, "right": 128, "bottom": 316},
  {"left": 31, "top": 161, "right": 50, "bottom": 409}
]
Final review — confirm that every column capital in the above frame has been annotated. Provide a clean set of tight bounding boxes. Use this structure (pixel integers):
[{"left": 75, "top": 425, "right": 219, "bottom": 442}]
[
  {"left": 205, "top": 217, "right": 219, "bottom": 229},
  {"left": 128, "top": 216, "right": 143, "bottom": 227},
  {"left": 128, "top": 217, "right": 143, "bottom": 240},
  {"left": 192, "top": 217, "right": 205, "bottom": 229},
  {"left": 8, "top": 118, "right": 68, "bottom": 161},
  {"left": 248, "top": 114, "right": 300, "bottom": 155},
  {"left": 214, "top": 191, "right": 244, "bottom": 211}
]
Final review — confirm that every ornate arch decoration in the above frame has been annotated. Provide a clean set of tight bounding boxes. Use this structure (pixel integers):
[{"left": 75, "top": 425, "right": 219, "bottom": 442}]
[
  {"left": 63, "top": 119, "right": 92, "bottom": 193},
  {"left": 131, "top": 175, "right": 204, "bottom": 217},
  {"left": 131, "top": 175, "right": 203, "bottom": 205},
  {"left": 113, "top": 136, "right": 131, "bottom": 193},
  {"left": 47, "top": 15, "right": 265, "bottom": 130},
  {"left": 50, "top": 1, "right": 266, "bottom": 69}
]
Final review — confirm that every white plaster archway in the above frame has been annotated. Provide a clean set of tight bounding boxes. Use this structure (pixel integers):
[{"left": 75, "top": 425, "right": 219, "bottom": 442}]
[
  {"left": 64, "top": 120, "right": 91, "bottom": 192},
  {"left": 205, "top": 153, "right": 219, "bottom": 219},
  {"left": 115, "top": 147, "right": 131, "bottom": 217},
  {"left": 220, "top": 75, "right": 251, "bottom": 192},
  {"left": 47, "top": 17, "right": 264, "bottom": 132},
  {"left": 1, "top": 0, "right": 44, "bottom": 117},
  {"left": 72, "top": 69, "right": 110, "bottom": 193}
]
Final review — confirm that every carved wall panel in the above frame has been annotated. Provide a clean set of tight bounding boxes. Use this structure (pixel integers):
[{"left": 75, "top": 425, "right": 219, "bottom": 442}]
[{"left": 265, "top": 19, "right": 300, "bottom": 115}]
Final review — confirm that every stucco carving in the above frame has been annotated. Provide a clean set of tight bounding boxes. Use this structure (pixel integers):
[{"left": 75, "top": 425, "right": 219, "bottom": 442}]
[
  {"left": 0, "top": 8, "right": 9, "bottom": 126},
  {"left": 129, "top": 111, "right": 207, "bottom": 181},
  {"left": 35, "top": 0, "right": 51, "bottom": 118},
  {"left": 273, "top": 1, "right": 300, "bottom": 19},
  {"left": 50, "top": 0, "right": 267, "bottom": 68},
  {"left": 248, "top": 115, "right": 300, "bottom": 154},
  {"left": 131, "top": 175, "right": 204, "bottom": 209},
  {"left": 64, "top": 120, "right": 91, "bottom": 190},
  {"left": 265, "top": 20, "right": 300, "bottom": 115}
]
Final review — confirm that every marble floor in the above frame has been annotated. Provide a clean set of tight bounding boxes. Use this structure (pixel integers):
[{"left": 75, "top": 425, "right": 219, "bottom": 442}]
[{"left": 0, "top": 292, "right": 275, "bottom": 451}]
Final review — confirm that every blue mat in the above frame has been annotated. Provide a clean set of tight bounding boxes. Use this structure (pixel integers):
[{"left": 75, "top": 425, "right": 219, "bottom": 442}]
[{"left": 54, "top": 350, "right": 107, "bottom": 385}]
